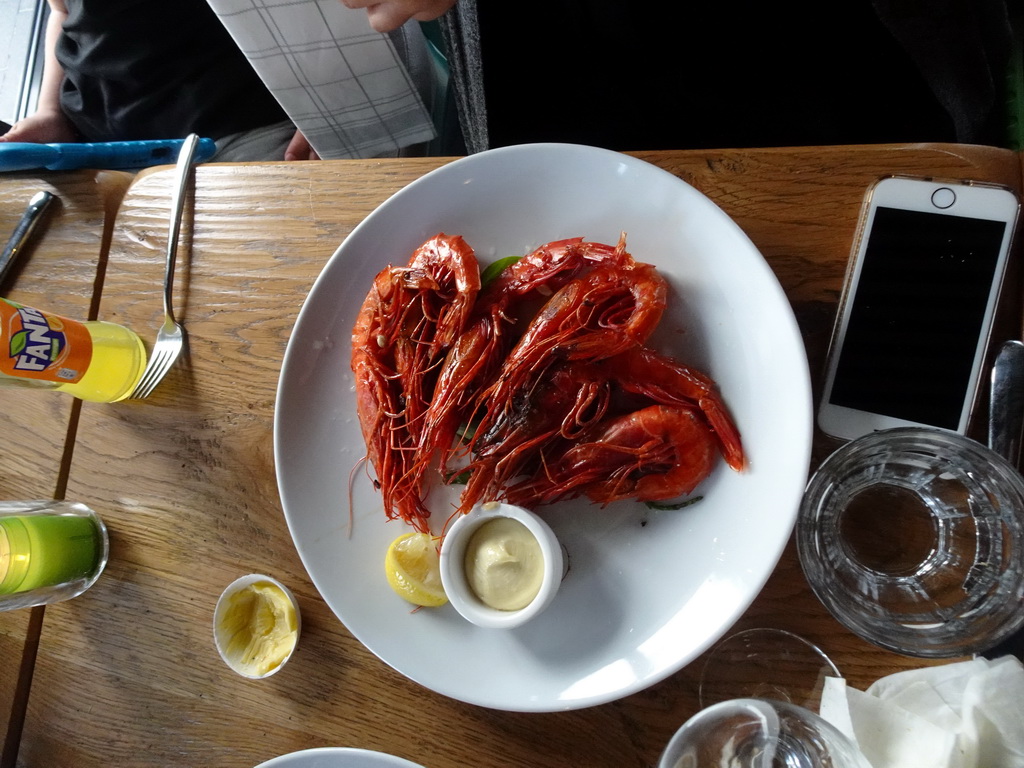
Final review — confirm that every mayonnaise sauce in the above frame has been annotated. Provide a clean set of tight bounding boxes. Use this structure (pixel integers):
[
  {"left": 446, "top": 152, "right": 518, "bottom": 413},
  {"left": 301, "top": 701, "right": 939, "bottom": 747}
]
[{"left": 464, "top": 517, "right": 544, "bottom": 611}]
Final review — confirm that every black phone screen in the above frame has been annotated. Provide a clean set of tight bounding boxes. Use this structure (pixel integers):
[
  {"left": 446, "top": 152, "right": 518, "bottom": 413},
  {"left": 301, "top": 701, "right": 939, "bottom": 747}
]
[{"left": 830, "top": 206, "right": 1007, "bottom": 429}]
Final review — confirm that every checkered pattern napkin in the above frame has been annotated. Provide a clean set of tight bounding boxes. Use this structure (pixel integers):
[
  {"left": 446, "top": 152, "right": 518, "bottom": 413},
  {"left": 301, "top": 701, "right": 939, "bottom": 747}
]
[{"left": 206, "top": 0, "right": 437, "bottom": 158}]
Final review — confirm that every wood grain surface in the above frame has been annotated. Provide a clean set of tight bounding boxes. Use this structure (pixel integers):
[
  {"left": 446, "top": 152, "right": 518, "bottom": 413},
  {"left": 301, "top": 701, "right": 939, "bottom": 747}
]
[
  {"left": 13, "top": 145, "right": 1024, "bottom": 768},
  {"left": 0, "top": 170, "right": 131, "bottom": 766}
]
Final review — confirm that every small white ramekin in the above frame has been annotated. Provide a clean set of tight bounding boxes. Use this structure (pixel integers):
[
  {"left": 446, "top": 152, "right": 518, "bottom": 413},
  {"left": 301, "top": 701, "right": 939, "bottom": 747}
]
[
  {"left": 213, "top": 573, "right": 301, "bottom": 679},
  {"left": 439, "top": 502, "right": 563, "bottom": 629}
]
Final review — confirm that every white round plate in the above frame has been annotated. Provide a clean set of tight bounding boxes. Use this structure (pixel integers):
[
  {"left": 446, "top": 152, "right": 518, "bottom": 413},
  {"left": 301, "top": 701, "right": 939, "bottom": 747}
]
[
  {"left": 255, "top": 748, "right": 424, "bottom": 768},
  {"left": 274, "top": 143, "right": 813, "bottom": 712}
]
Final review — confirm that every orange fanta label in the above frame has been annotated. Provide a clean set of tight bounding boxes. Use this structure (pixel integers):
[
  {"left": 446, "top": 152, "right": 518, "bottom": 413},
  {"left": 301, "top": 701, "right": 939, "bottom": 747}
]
[{"left": 0, "top": 299, "right": 92, "bottom": 383}]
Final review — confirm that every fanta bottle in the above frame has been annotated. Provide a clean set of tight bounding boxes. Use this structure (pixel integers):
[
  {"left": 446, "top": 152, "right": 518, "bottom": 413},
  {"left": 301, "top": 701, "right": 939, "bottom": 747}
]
[{"left": 0, "top": 298, "right": 146, "bottom": 402}]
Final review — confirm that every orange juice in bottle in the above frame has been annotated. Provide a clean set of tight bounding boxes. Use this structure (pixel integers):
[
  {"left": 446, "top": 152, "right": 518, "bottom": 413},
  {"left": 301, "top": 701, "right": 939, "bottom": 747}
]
[{"left": 0, "top": 298, "right": 146, "bottom": 402}]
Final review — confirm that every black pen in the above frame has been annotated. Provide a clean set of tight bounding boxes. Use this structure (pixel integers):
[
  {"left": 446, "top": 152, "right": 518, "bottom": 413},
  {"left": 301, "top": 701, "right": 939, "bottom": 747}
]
[{"left": 0, "top": 190, "right": 55, "bottom": 291}]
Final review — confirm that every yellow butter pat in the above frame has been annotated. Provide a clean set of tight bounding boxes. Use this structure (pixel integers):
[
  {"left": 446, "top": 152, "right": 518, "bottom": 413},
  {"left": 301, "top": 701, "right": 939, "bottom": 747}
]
[{"left": 218, "top": 581, "right": 298, "bottom": 677}]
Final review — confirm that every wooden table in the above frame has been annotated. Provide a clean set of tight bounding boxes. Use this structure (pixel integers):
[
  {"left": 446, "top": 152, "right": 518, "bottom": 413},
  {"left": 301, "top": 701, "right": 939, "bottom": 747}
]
[
  {"left": 0, "top": 170, "right": 131, "bottom": 765},
  {"left": 10, "top": 145, "right": 1024, "bottom": 767}
]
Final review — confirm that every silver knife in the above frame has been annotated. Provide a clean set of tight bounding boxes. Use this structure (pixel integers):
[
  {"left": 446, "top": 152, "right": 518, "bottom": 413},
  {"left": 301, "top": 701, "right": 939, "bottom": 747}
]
[
  {"left": 989, "top": 339, "right": 1024, "bottom": 466},
  {"left": 0, "top": 190, "right": 55, "bottom": 291},
  {"left": 984, "top": 339, "right": 1024, "bottom": 661}
]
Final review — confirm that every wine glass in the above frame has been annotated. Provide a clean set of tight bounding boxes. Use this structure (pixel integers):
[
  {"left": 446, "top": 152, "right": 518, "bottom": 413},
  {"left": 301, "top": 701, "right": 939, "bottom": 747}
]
[
  {"left": 698, "top": 628, "right": 841, "bottom": 713},
  {"left": 657, "top": 698, "right": 872, "bottom": 768}
]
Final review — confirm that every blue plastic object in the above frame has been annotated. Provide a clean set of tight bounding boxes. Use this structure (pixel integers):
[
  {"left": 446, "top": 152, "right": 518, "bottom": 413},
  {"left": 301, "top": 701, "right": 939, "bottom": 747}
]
[{"left": 0, "top": 137, "right": 217, "bottom": 172}]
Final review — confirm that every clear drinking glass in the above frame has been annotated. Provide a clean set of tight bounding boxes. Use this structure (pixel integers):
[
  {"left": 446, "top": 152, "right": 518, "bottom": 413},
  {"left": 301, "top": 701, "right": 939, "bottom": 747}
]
[
  {"left": 699, "top": 628, "right": 841, "bottom": 712},
  {"left": 798, "top": 427, "right": 1024, "bottom": 657},
  {"left": 657, "top": 698, "right": 872, "bottom": 768},
  {"left": 0, "top": 500, "right": 108, "bottom": 611}
]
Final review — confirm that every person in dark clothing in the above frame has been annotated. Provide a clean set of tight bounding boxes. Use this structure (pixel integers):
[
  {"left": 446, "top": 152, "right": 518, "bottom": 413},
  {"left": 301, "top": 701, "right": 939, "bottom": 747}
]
[
  {"left": 342, "top": 0, "right": 1019, "bottom": 155},
  {"left": 0, "top": 0, "right": 319, "bottom": 161}
]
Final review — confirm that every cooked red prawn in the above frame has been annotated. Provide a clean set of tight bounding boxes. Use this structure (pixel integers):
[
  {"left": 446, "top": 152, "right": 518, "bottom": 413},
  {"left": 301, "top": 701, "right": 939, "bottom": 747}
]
[
  {"left": 416, "top": 237, "right": 619, "bottom": 475},
  {"left": 456, "top": 361, "right": 612, "bottom": 514},
  {"left": 351, "top": 233, "right": 479, "bottom": 531},
  {"left": 477, "top": 238, "right": 664, "bottom": 406},
  {"left": 467, "top": 235, "right": 666, "bottom": 461},
  {"left": 603, "top": 346, "right": 746, "bottom": 472},
  {"left": 457, "top": 345, "right": 743, "bottom": 513},
  {"left": 505, "top": 405, "right": 718, "bottom": 507}
]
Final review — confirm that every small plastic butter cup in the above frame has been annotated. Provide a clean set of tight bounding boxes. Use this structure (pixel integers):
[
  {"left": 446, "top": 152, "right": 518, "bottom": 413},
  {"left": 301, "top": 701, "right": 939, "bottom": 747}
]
[
  {"left": 213, "top": 573, "right": 301, "bottom": 679},
  {"left": 439, "top": 502, "right": 563, "bottom": 629}
]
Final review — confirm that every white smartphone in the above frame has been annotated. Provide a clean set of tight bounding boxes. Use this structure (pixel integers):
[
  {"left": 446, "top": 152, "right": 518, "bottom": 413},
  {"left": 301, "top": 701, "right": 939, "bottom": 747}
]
[{"left": 818, "top": 175, "right": 1020, "bottom": 441}]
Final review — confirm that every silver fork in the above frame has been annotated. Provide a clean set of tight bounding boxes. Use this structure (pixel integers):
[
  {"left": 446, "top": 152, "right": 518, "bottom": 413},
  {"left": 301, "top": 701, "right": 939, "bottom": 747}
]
[{"left": 129, "top": 133, "right": 200, "bottom": 399}]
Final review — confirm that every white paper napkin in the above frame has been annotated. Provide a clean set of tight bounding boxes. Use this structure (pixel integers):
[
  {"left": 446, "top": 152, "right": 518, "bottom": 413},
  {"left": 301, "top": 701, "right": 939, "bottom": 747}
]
[
  {"left": 206, "top": 0, "right": 437, "bottom": 159},
  {"left": 820, "top": 656, "right": 1024, "bottom": 768}
]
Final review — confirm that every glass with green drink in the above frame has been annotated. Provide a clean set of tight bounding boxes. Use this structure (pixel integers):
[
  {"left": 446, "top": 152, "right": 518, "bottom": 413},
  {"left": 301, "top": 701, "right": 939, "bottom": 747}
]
[{"left": 0, "top": 500, "right": 108, "bottom": 611}]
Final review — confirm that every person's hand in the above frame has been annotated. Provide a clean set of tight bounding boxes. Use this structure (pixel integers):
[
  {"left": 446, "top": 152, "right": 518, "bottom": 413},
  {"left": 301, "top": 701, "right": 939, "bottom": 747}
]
[
  {"left": 0, "top": 108, "right": 77, "bottom": 143},
  {"left": 284, "top": 130, "right": 320, "bottom": 161},
  {"left": 338, "top": 0, "right": 458, "bottom": 33}
]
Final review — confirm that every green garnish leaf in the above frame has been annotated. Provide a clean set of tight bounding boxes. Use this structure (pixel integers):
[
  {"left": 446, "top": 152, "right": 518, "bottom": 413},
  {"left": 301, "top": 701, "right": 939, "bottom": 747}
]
[
  {"left": 455, "top": 421, "right": 478, "bottom": 442},
  {"left": 645, "top": 496, "right": 703, "bottom": 511},
  {"left": 445, "top": 469, "right": 471, "bottom": 485},
  {"left": 480, "top": 256, "right": 521, "bottom": 288}
]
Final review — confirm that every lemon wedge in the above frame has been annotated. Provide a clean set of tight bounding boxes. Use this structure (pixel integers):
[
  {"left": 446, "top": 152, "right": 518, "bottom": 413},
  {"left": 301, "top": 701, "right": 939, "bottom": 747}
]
[{"left": 385, "top": 532, "right": 448, "bottom": 607}]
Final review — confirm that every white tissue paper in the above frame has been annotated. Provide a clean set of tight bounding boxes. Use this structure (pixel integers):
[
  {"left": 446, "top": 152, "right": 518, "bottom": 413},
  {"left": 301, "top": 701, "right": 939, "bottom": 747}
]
[{"left": 819, "top": 655, "right": 1024, "bottom": 768}]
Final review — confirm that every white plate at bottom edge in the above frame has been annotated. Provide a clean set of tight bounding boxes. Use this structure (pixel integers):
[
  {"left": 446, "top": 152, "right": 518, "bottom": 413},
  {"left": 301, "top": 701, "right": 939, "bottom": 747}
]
[{"left": 256, "top": 748, "right": 425, "bottom": 768}]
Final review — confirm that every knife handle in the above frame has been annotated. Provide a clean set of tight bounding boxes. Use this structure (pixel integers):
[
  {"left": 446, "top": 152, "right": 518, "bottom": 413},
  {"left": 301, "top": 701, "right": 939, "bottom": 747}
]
[
  {"left": 989, "top": 339, "right": 1024, "bottom": 467},
  {"left": 0, "top": 190, "right": 55, "bottom": 291}
]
